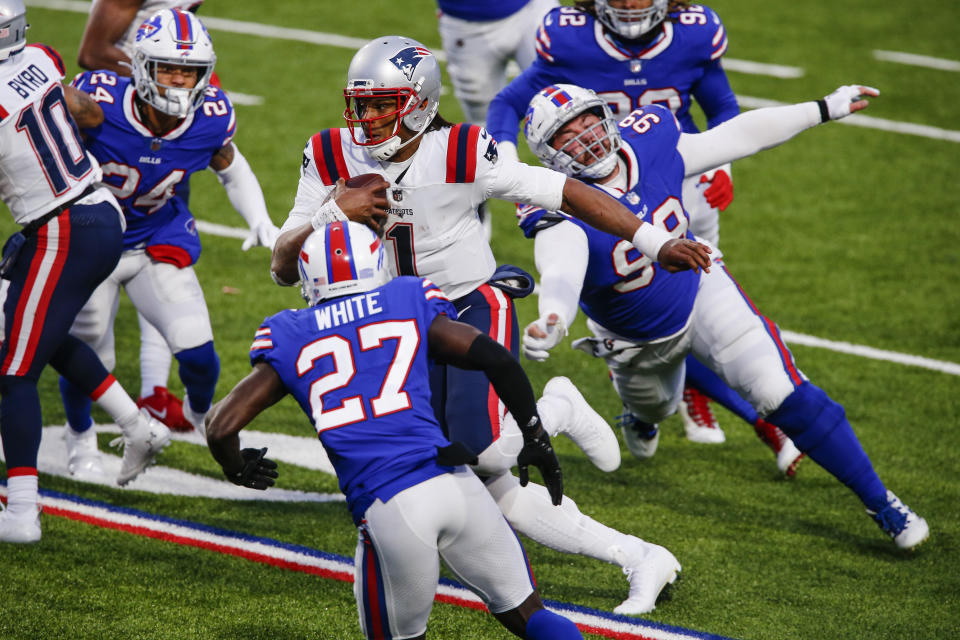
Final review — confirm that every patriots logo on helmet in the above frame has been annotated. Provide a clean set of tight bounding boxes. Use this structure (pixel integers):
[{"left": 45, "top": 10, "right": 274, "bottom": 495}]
[
  {"left": 390, "top": 46, "right": 432, "bottom": 81},
  {"left": 136, "top": 14, "right": 162, "bottom": 41}
]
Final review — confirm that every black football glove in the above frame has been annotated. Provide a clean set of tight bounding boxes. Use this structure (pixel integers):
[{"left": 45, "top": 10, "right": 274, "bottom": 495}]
[
  {"left": 224, "top": 447, "right": 279, "bottom": 490},
  {"left": 517, "top": 416, "right": 563, "bottom": 506}
]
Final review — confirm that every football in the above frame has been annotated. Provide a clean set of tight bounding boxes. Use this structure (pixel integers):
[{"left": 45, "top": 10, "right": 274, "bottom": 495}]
[{"left": 345, "top": 173, "right": 388, "bottom": 193}]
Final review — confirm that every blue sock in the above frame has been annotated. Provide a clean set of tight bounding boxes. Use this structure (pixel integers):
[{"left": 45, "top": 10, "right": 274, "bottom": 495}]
[
  {"left": 685, "top": 355, "right": 758, "bottom": 424},
  {"left": 766, "top": 382, "right": 887, "bottom": 510},
  {"left": 0, "top": 376, "right": 43, "bottom": 468},
  {"left": 175, "top": 341, "right": 220, "bottom": 413},
  {"left": 58, "top": 375, "right": 93, "bottom": 432},
  {"left": 525, "top": 608, "right": 582, "bottom": 639}
]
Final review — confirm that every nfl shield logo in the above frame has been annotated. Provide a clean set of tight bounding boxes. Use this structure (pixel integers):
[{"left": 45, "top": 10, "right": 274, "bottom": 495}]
[{"left": 392, "top": 189, "right": 403, "bottom": 202}]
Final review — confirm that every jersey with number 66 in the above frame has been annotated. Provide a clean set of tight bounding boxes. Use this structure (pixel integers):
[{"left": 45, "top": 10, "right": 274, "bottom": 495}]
[
  {"left": 0, "top": 45, "right": 96, "bottom": 224},
  {"left": 71, "top": 69, "right": 235, "bottom": 249},
  {"left": 517, "top": 103, "right": 699, "bottom": 341},
  {"left": 249, "top": 276, "right": 459, "bottom": 523}
]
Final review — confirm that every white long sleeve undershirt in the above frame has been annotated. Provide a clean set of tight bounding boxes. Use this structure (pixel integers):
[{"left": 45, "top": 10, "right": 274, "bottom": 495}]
[{"left": 534, "top": 220, "right": 590, "bottom": 329}]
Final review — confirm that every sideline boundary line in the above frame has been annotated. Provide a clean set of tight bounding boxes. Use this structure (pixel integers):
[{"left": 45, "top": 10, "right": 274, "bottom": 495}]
[{"left": 1, "top": 486, "right": 739, "bottom": 640}]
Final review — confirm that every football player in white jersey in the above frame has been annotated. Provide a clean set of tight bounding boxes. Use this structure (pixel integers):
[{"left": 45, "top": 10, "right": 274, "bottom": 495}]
[
  {"left": 0, "top": 0, "right": 170, "bottom": 543},
  {"left": 75, "top": 0, "right": 278, "bottom": 434},
  {"left": 271, "top": 36, "right": 710, "bottom": 614}
]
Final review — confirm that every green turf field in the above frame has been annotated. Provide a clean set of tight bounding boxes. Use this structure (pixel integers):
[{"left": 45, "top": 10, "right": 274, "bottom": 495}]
[{"left": 2, "top": 1, "right": 959, "bottom": 638}]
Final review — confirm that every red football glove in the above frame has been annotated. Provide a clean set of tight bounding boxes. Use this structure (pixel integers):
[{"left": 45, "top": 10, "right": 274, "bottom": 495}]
[{"left": 700, "top": 168, "right": 734, "bottom": 211}]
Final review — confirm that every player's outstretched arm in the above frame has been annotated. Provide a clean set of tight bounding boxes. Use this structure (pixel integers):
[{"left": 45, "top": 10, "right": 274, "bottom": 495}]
[
  {"left": 559, "top": 178, "right": 712, "bottom": 273},
  {"left": 210, "top": 143, "right": 280, "bottom": 251},
  {"left": 64, "top": 85, "right": 104, "bottom": 129},
  {"left": 206, "top": 363, "right": 287, "bottom": 488},
  {"left": 76, "top": 0, "right": 142, "bottom": 74},
  {"left": 428, "top": 316, "right": 564, "bottom": 504},
  {"left": 679, "top": 85, "right": 880, "bottom": 178}
]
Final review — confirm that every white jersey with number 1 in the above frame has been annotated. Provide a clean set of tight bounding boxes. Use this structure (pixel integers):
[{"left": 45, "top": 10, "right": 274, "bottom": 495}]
[{"left": 282, "top": 124, "right": 566, "bottom": 300}]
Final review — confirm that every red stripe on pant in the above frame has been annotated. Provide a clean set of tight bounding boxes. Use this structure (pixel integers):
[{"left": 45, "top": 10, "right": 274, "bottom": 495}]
[
  {"left": 477, "top": 285, "right": 512, "bottom": 440},
  {"left": 1, "top": 215, "right": 70, "bottom": 376}
]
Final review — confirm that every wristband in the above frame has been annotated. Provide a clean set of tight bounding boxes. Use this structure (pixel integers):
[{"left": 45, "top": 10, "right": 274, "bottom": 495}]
[
  {"left": 631, "top": 223, "right": 674, "bottom": 261},
  {"left": 816, "top": 99, "right": 830, "bottom": 124},
  {"left": 310, "top": 198, "right": 348, "bottom": 230}
]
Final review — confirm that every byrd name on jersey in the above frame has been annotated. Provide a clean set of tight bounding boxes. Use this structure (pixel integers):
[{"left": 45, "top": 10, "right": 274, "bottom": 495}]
[
  {"left": 518, "top": 104, "right": 700, "bottom": 341},
  {"left": 0, "top": 45, "right": 95, "bottom": 224},
  {"left": 249, "top": 276, "right": 458, "bottom": 523},
  {"left": 71, "top": 70, "right": 235, "bottom": 257},
  {"left": 533, "top": 4, "right": 734, "bottom": 133}
]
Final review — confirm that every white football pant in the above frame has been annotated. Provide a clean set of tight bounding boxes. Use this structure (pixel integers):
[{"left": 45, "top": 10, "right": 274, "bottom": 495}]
[
  {"left": 438, "top": 0, "right": 559, "bottom": 124},
  {"left": 354, "top": 467, "right": 534, "bottom": 639},
  {"left": 68, "top": 250, "right": 214, "bottom": 370}
]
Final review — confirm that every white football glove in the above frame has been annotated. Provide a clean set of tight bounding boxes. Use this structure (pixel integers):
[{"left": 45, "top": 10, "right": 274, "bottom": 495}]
[
  {"left": 522, "top": 313, "right": 567, "bottom": 362},
  {"left": 242, "top": 222, "right": 280, "bottom": 251},
  {"left": 822, "top": 85, "right": 879, "bottom": 121}
]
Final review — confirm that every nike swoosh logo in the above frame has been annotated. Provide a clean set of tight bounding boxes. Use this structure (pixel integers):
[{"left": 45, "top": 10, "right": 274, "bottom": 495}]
[
  {"left": 145, "top": 405, "right": 167, "bottom": 420},
  {"left": 458, "top": 305, "right": 472, "bottom": 316}
]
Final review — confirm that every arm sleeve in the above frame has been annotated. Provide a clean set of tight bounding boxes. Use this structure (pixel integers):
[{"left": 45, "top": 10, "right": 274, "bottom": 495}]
[
  {"left": 281, "top": 141, "right": 335, "bottom": 234},
  {"left": 485, "top": 160, "right": 567, "bottom": 211},
  {"left": 486, "top": 62, "right": 559, "bottom": 145},
  {"left": 692, "top": 59, "right": 741, "bottom": 129},
  {"left": 534, "top": 221, "right": 588, "bottom": 329},
  {"left": 677, "top": 102, "right": 822, "bottom": 177},
  {"left": 465, "top": 333, "right": 539, "bottom": 428},
  {"left": 213, "top": 146, "right": 272, "bottom": 231}
]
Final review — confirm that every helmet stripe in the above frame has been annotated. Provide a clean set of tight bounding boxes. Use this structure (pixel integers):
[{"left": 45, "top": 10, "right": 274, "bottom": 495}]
[
  {"left": 325, "top": 222, "right": 358, "bottom": 284},
  {"left": 172, "top": 9, "right": 193, "bottom": 50}
]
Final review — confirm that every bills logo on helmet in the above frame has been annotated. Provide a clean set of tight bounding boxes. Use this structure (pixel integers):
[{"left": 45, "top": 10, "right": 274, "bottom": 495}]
[
  {"left": 136, "top": 14, "right": 163, "bottom": 41},
  {"left": 390, "top": 46, "right": 432, "bottom": 81}
]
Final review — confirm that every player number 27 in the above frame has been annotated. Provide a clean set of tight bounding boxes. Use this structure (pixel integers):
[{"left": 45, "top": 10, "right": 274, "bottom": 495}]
[{"left": 297, "top": 319, "right": 419, "bottom": 432}]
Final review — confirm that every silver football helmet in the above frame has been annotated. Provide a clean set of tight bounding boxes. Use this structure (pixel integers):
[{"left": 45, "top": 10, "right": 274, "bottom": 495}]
[
  {"left": 131, "top": 9, "right": 216, "bottom": 118},
  {"left": 524, "top": 84, "right": 621, "bottom": 180},
  {"left": 595, "top": 0, "right": 669, "bottom": 40},
  {"left": 343, "top": 35, "right": 441, "bottom": 162},
  {"left": 298, "top": 221, "right": 391, "bottom": 305},
  {"left": 0, "top": 0, "right": 27, "bottom": 62}
]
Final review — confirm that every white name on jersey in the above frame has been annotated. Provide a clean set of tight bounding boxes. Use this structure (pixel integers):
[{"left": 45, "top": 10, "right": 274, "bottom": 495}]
[{"left": 314, "top": 292, "right": 384, "bottom": 331}]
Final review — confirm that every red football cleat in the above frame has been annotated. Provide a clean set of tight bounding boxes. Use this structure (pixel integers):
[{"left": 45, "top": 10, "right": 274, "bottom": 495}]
[
  {"left": 753, "top": 418, "right": 804, "bottom": 477},
  {"left": 679, "top": 387, "right": 725, "bottom": 444},
  {"left": 137, "top": 386, "right": 193, "bottom": 432}
]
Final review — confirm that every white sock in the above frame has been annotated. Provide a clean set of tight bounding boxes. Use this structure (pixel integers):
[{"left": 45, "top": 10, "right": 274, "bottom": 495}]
[
  {"left": 5, "top": 474, "right": 39, "bottom": 517},
  {"left": 484, "top": 471, "right": 640, "bottom": 568},
  {"left": 138, "top": 315, "right": 172, "bottom": 397},
  {"left": 93, "top": 378, "right": 140, "bottom": 430}
]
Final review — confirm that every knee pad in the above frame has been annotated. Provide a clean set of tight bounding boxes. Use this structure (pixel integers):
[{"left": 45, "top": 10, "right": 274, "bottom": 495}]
[{"left": 766, "top": 382, "right": 845, "bottom": 451}]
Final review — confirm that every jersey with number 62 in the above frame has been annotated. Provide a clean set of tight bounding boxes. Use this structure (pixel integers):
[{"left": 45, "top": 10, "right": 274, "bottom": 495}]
[
  {"left": 0, "top": 45, "right": 96, "bottom": 224},
  {"left": 249, "top": 276, "right": 458, "bottom": 523},
  {"left": 518, "top": 104, "right": 699, "bottom": 341},
  {"left": 71, "top": 70, "right": 235, "bottom": 249}
]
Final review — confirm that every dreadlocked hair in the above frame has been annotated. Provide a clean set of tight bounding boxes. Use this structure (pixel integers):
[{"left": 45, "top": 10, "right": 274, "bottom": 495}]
[{"left": 426, "top": 112, "right": 456, "bottom": 133}]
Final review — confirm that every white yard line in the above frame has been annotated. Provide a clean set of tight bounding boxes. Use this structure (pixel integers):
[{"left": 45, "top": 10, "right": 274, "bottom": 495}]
[{"left": 873, "top": 49, "right": 960, "bottom": 72}]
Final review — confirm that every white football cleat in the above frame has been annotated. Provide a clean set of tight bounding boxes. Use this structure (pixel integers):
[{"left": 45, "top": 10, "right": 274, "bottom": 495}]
[
  {"left": 613, "top": 543, "right": 681, "bottom": 615},
  {"left": 113, "top": 410, "right": 171, "bottom": 486},
  {"left": 64, "top": 425, "right": 105, "bottom": 481},
  {"left": 679, "top": 387, "right": 725, "bottom": 444},
  {"left": 617, "top": 410, "right": 660, "bottom": 459},
  {"left": 0, "top": 505, "right": 41, "bottom": 544},
  {"left": 867, "top": 490, "right": 929, "bottom": 550},
  {"left": 542, "top": 376, "right": 620, "bottom": 472}
]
